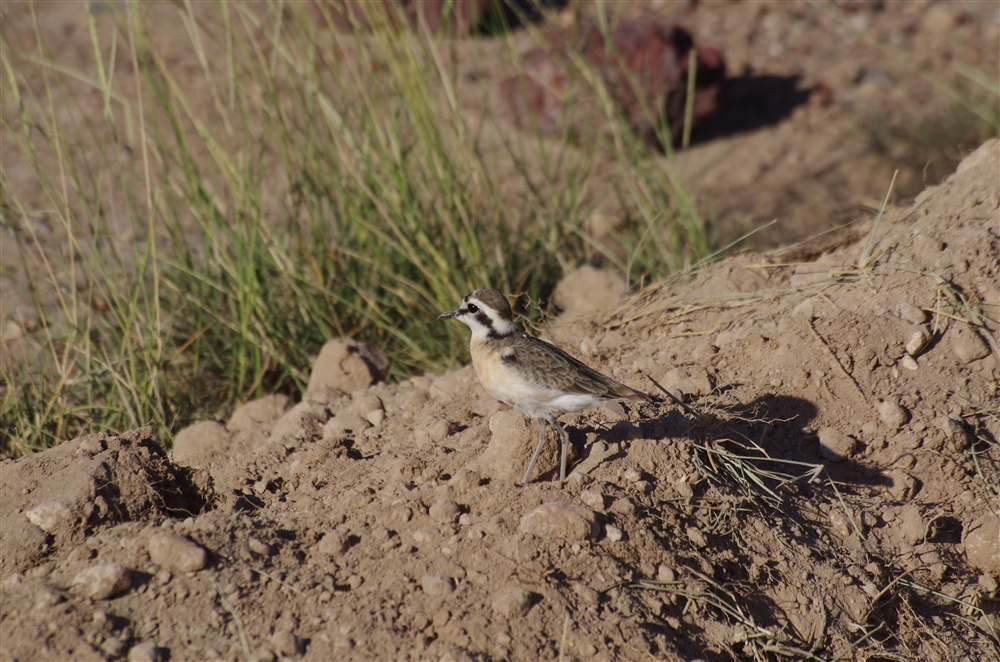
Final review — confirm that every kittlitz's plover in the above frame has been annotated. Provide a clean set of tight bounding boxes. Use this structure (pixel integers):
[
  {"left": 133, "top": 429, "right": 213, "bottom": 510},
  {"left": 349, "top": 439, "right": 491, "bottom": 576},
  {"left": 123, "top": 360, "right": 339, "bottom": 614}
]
[{"left": 438, "top": 289, "right": 651, "bottom": 483}]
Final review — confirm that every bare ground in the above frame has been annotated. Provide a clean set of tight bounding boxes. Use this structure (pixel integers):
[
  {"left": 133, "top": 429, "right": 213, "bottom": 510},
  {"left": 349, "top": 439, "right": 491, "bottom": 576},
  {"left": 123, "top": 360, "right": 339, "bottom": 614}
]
[
  {"left": 2, "top": 139, "right": 998, "bottom": 661},
  {"left": 2, "top": 2, "right": 999, "bottom": 661}
]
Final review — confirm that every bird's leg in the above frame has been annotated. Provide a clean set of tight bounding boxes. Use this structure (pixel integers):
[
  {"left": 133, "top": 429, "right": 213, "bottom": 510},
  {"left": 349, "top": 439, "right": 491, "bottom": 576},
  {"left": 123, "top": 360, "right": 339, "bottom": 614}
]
[
  {"left": 549, "top": 416, "right": 571, "bottom": 482},
  {"left": 522, "top": 417, "right": 548, "bottom": 485}
]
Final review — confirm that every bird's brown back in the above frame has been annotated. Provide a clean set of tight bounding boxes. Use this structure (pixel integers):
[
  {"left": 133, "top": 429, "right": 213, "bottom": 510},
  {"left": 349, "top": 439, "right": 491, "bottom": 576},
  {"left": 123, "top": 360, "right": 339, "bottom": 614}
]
[{"left": 495, "top": 332, "right": 652, "bottom": 402}]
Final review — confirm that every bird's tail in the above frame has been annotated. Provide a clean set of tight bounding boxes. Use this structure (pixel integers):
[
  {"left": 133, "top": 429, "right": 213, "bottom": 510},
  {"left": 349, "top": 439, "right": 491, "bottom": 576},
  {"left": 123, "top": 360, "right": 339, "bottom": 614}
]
[
  {"left": 626, "top": 388, "right": 655, "bottom": 403},
  {"left": 608, "top": 380, "right": 654, "bottom": 403}
]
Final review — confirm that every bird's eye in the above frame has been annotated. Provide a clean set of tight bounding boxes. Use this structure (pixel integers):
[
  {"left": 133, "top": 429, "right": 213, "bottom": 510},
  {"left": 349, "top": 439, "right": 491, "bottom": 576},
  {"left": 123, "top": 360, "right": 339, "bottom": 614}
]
[{"left": 466, "top": 303, "right": 479, "bottom": 313}]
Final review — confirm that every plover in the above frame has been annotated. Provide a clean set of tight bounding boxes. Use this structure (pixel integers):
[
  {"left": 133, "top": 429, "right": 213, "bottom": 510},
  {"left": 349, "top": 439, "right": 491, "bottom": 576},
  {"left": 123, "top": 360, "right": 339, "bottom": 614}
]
[{"left": 438, "top": 289, "right": 651, "bottom": 483}]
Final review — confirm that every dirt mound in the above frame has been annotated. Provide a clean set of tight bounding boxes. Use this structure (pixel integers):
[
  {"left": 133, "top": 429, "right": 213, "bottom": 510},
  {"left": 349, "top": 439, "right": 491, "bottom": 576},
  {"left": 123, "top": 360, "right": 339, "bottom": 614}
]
[
  {"left": 0, "top": 427, "right": 213, "bottom": 578},
  {"left": 2, "top": 142, "right": 998, "bottom": 660}
]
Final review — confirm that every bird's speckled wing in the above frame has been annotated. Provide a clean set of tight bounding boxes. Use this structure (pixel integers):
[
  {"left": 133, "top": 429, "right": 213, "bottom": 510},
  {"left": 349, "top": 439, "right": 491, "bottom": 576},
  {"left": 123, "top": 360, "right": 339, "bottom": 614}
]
[{"left": 499, "top": 332, "right": 650, "bottom": 401}]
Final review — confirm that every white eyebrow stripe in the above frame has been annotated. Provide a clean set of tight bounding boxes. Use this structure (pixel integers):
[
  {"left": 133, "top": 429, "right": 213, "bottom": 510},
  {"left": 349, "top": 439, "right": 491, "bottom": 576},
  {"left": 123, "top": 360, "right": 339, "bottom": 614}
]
[{"left": 479, "top": 301, "right": 515, "bottom": 336}]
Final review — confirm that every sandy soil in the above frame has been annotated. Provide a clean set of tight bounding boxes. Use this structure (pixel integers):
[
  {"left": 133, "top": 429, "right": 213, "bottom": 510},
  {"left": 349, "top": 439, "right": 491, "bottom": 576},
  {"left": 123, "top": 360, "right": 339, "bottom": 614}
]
[
  {"left": 3, "top": 139, "right": 998, "bottom": 660},
  {"left": 2, "top": 2, "right": 999, "bottom": 661}
]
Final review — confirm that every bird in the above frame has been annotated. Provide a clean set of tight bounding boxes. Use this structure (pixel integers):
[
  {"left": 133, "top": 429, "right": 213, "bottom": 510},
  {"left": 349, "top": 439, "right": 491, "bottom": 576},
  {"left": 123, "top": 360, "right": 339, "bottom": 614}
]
[{"left": 438, "top": 289, "right": 652, "bottom": 484}]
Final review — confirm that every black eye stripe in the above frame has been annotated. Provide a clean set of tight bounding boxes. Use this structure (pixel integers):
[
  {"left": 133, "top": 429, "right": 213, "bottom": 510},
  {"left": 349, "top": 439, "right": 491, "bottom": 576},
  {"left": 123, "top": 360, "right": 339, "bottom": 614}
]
[{"left": 474, "top": 312, "right": 492, "bottom": 328}]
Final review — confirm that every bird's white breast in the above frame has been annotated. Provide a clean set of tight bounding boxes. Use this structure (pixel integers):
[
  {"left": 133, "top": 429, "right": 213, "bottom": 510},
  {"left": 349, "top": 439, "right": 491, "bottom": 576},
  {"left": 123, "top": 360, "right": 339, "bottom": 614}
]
[{"left": 470, "top": 339, "right": 603, "bottom": 418}]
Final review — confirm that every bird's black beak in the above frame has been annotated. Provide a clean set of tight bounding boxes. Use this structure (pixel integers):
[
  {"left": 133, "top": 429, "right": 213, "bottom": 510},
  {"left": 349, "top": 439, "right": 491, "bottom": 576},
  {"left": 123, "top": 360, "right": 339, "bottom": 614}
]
[{"left": 437, "top": 309, "right": 460, "bottom": 321}]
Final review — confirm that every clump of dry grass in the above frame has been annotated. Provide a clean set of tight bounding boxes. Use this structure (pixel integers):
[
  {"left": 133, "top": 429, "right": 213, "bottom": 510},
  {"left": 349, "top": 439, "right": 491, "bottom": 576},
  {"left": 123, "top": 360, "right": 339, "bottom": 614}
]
[{"left": 0, "top": 1, "right": 711, "bottom": 454}]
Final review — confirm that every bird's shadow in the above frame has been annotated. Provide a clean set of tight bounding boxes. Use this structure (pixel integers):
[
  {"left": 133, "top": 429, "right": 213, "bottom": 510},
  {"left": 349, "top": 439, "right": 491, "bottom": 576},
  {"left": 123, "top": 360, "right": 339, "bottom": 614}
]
[{"left": 566, "top": 390, "right": 895, "bottom": 495}]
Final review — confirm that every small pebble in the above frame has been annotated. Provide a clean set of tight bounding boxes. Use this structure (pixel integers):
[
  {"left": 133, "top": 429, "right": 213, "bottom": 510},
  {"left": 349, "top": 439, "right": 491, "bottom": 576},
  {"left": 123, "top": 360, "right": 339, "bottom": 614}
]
[
  {"left": 829, "top": 509, "right": 855, "bottom": 538},
  {"left": 323, "top": 414, "right": 371, "bottom": 439},
  {"left": 421, "top": 575, "right": 455, "bottom": 596},
  {"left": 33, "top": 585, "right": 64, "bottom": 611},
  {"left": 254, "top": 648, "right": 276, "bottom": 662},
  {"left": 412, "top": 526, "right": 440, "bottom": 544},
  {"left": 878, "top": 400, "right": 909, "bottom": 430},
  {"left": 818, "top": 426, "right": 861, "bottom": 461},
  {"left": 936, "top": 415, "right": 971, "bottom": 451},
  {"left": 634, "top": 480, "right": 653, "bottom": 494},
  {"left": 77, "top": 436, "right": 106, "bottom": 455},
  {"left": 72, "top": 563, "right": 133, "bottom": 600},
  {"left": 905, "top": 328, "right": 930, "bottom": 356},
  {"left": 686, "top": 527, "right": 707, "bottom": 548},
  {"left": 102, "top": 637, "right": 127, "bottom": 658},
  {"left": 886, "top": 469, "right": 919, "bottom": 501},
  {"left": 316, "top": 531, "right": 349, "bottom": 557},
  {"left": 951, "top": 326, "right": 991, "bottom": 363},
  {"left": 449, "top": 468, "right": 482, "bottom": 491},
  {"left": 270, "top": 630, "right": 302, "bottom": 657},
  {"left": 421, "top": 416, "right": 454, "bottom": 442},
  {"left": 674, "top": 479, "right": 694, "bottom": 499},
  {"left": 519, "top": 502, "right": 599, "bottom": 540},
  {"left": 24, "top": 500, "right": 75, "bottom": 533},
  {"left": 898, "top": 302, "right": 926, "bottom": 324},
  {"left": 492, "top": 586, "right": 533, "bottom": 618},
  {"left": 609, "top": 497, "right": 637, "bottom": 517},
  {"left": 605, "top": 524, "right": 624, "bottom": 542},
  {"left": 965, "top": 515, "right": 1000, "bottom": 575},
  {"left": 127, "top": 641, "right": 164, "bottom": 662},
  {"left": 148, "top": 531, "right": 208, "bottom": 573},
  {"left": 93, "top": 610, "right": 110, "bottom": 629},
  {"left": 365, "top": 409, "right": 385, "bottom": 426},
  {"left": 429, "top": 499, "right": 461, "bottom": 524},
  {"left": 579, "top": 490, "right": 607, "bottom": 511}
]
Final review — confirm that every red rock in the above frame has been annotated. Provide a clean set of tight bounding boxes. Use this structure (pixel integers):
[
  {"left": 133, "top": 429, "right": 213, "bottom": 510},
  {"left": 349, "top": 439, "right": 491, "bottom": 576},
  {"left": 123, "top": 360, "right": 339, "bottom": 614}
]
[{"left": 502, "top": 16, "right": 725, "bottom": 146}]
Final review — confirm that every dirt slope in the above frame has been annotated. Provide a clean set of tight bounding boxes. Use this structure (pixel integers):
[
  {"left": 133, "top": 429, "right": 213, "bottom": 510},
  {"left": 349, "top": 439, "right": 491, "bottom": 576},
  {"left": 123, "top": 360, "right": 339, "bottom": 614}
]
[{"left": 2, "top": 140, "right": 998, "bottom": 661}]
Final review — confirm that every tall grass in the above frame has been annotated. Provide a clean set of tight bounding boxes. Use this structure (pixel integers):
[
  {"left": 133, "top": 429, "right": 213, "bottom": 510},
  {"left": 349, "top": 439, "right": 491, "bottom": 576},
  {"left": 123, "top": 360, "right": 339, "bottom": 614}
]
[{"left": 0, "top": 1, "right": 710, "bottom": 455}]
